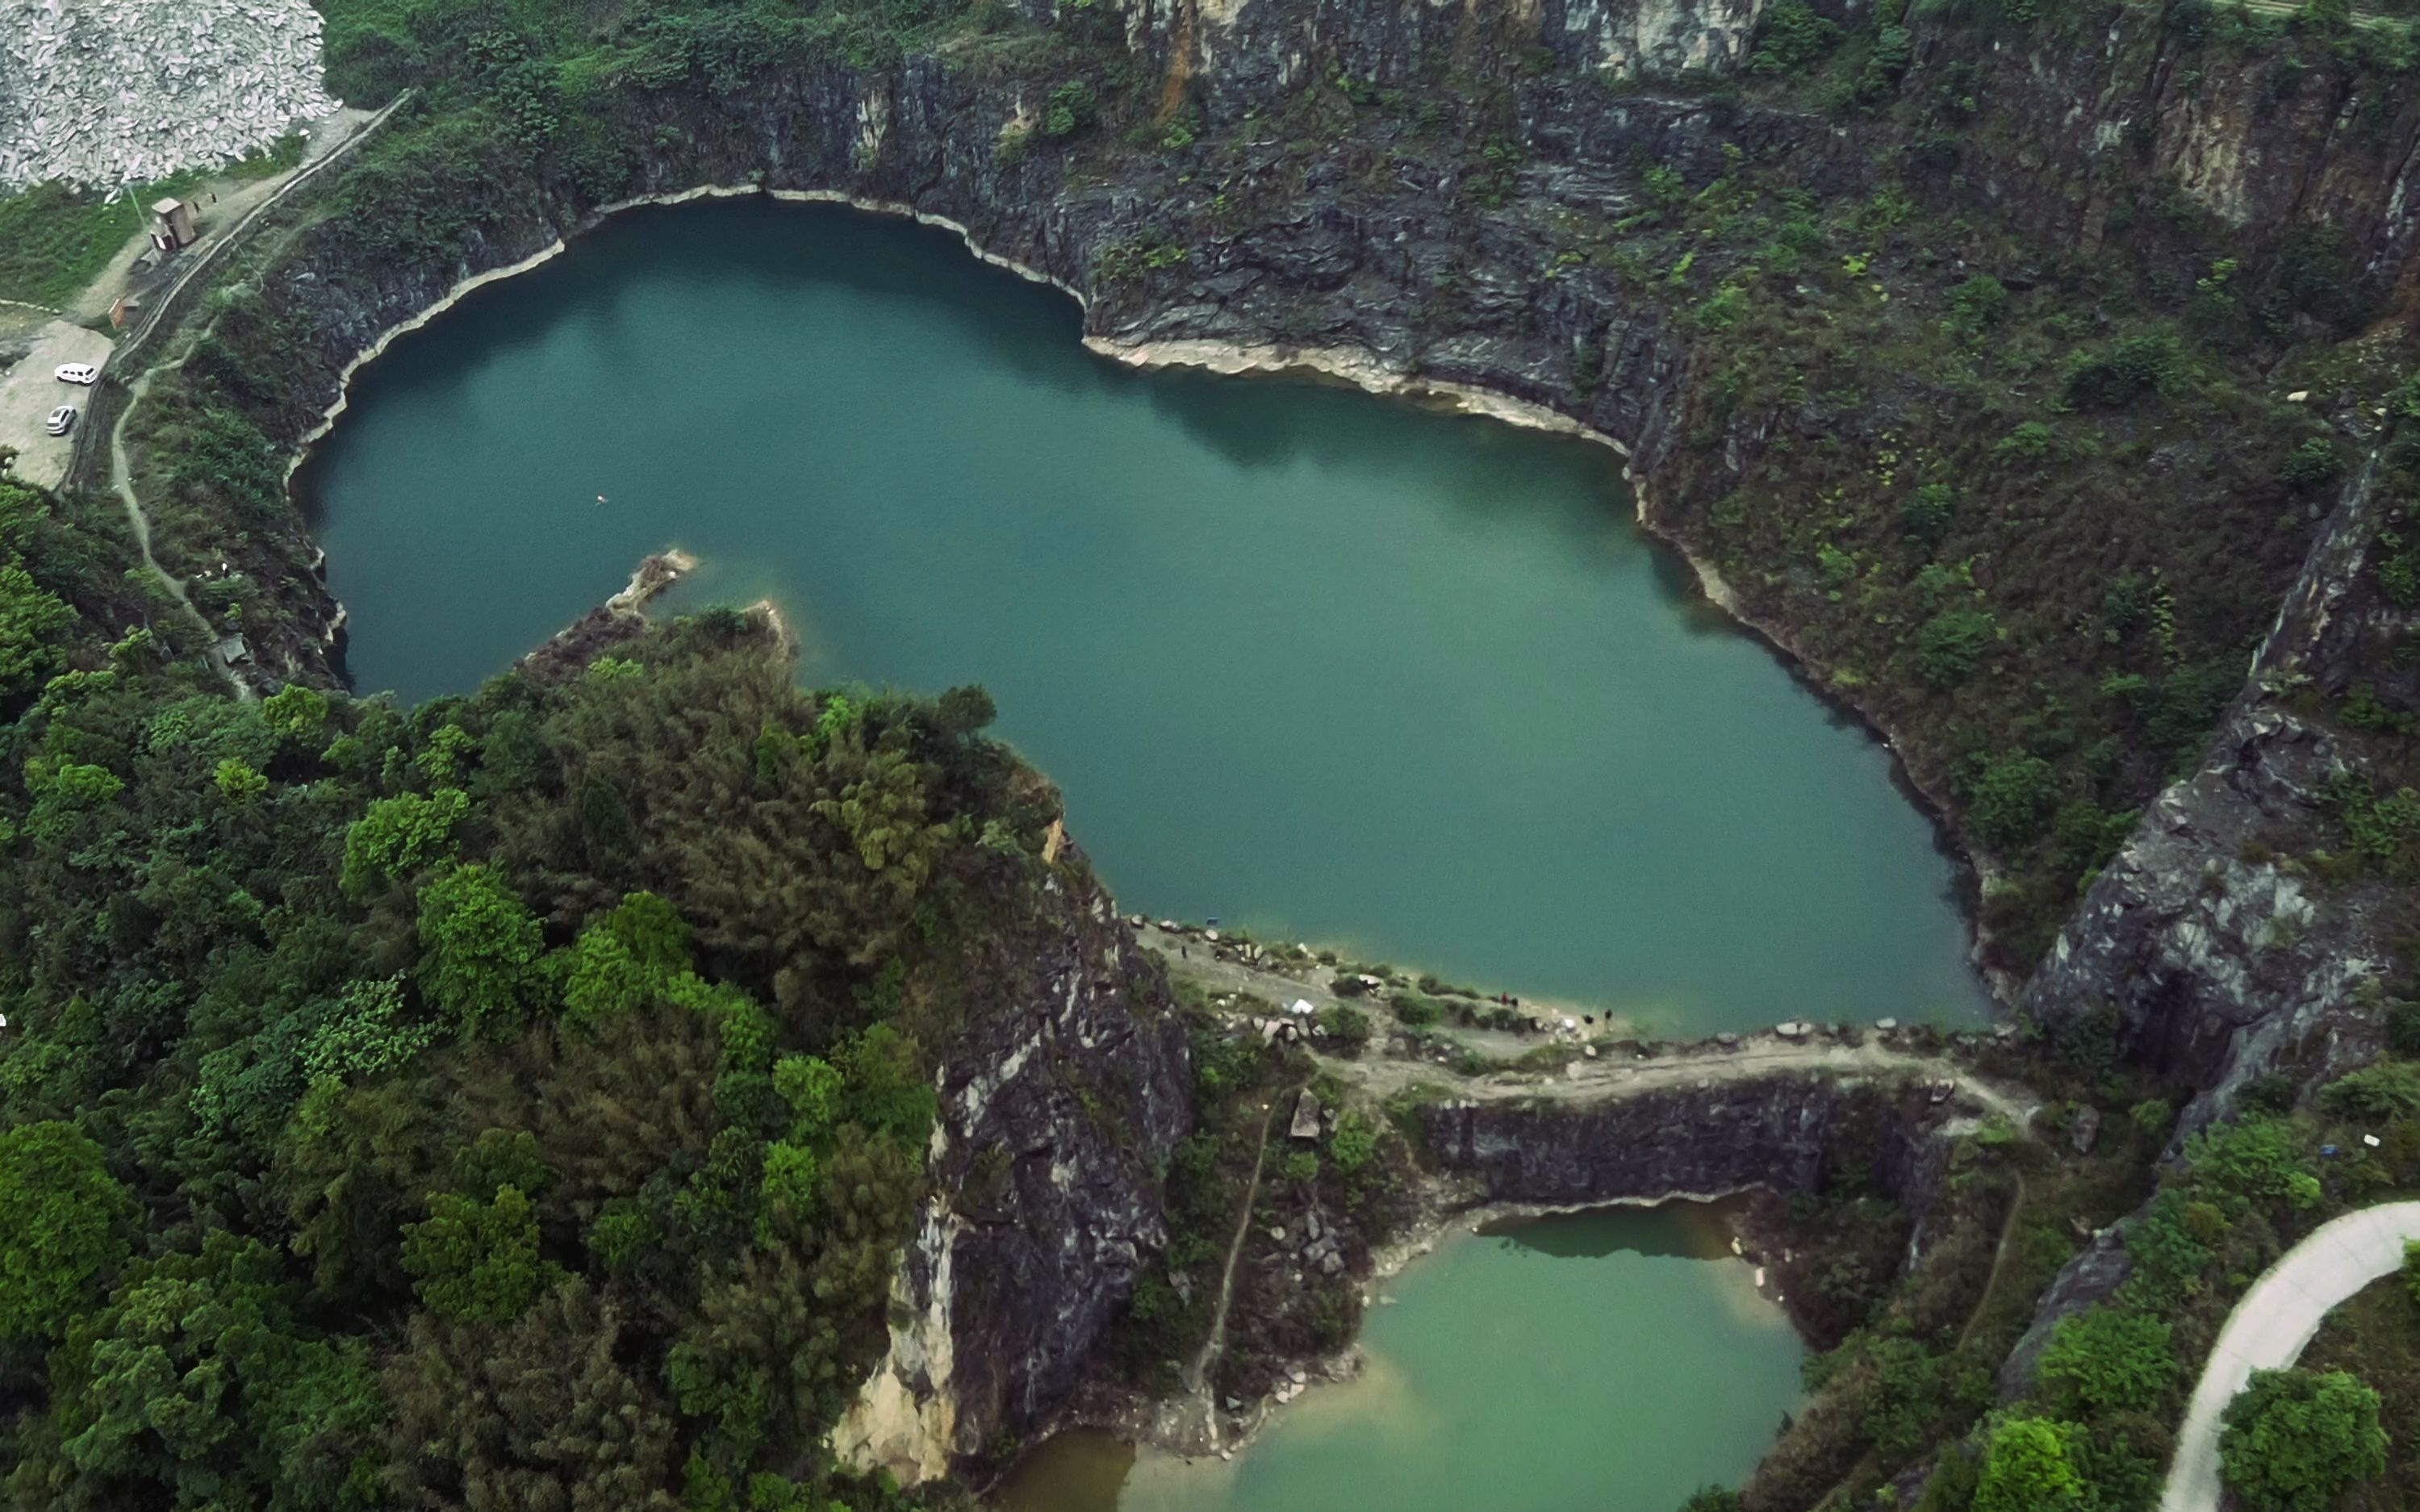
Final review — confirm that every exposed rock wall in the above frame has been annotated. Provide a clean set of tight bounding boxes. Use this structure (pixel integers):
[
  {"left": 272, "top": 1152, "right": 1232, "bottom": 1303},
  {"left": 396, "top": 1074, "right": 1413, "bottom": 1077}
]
[
  {"left": 834, "top": 866, "right": 1193, "bottom": 1481},
  {"left": 2020, "top": 445, "right": 2398, "bottom": 1136},
  {"left": 1418, "top": 1072, "right": 1954, "bottom": 1210}
]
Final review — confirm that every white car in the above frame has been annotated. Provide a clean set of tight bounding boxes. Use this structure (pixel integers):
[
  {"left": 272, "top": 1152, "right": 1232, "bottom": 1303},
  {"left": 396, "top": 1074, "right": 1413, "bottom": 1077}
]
[
  {"left": 44, "top": 405, "right": 75, "bottom": 436},
  {"left": 53, "top": 362, "right": 98, "bottom": 385}
]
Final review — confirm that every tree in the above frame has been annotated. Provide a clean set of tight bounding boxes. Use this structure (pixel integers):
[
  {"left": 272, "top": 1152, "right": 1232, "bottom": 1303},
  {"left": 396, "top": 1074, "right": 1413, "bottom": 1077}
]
[
  {"left": 261, "top": 683, "right": 329, "bottom": 744},
  {"left": 341, "top": 787, "right": 468, "bottom": 899},
  {"left": 382, "top": 1278, "right": 679, "bottom": 1510},
  {"left": 771, "top": 1054, "right": 844, "bottom": 1142},
  {"left": 1965, "top": 753, "right": 2057, "bottom": 851},
  {"left": 2219, "top": 1368, "right": 2388, "bottom": 1512},
  {"left": 2038, "top": 1308, "right": 2176, "bottom": 1416},
  {"left": 416, "top": 863, "right": 548, "bottom": 1038},
  {"left": 0, "top": 554, "right": 74, "bottom": 698},
  {"left": 399, "top": 1183, "right": 564, "bottom": 1323},
  {"left": 0, "top": 1121, "right": 136, "bottom": 1342},
  {"left": 214, "top": 756, "right": 268, "bottom": 802},
  {"left": 1974, "top": 1417, "right": 2088, "bottom": 1512},
  {"left": 835, "top": 1023, "right": 935, "bottom": 1145},
  {"left": 2317, "top": 1060, "right": 2420, "bottom": 1121},
  {"left": 24, "top": 1231, "right": 380, "bottom": 1511}
]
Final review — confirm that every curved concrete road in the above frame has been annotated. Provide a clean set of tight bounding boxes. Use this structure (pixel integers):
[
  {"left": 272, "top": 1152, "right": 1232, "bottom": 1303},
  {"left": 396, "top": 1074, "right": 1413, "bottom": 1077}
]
[{"left": 2162, "top": 1200, "right": 2420, "bottom": 1512}]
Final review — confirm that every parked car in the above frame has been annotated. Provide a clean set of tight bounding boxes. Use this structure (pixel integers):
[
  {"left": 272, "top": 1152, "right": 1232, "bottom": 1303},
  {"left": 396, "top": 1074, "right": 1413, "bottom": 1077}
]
[
  {"left": 45, "top": 405, "right": 75, "bottom": 436},
  {"left": 53, "top": 362, "right": 98, "bottom": 385}
]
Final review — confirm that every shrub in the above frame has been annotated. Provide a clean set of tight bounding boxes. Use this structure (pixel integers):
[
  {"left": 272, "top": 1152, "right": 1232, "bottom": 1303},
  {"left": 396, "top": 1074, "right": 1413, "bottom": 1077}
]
[
  {"left": 2063, "top": 332, "right": 2180, "bottom": 409},
  {"left": 1965, "top": 753, "right": 2057, "bottom": 851},
  {"left": 1745, "top": 0, "right": 1841, "bottom": 74},
  {"left": 1993, "top": 421, "right": 2057, "bottom": 465},
  {"left": 1390, "top": 992, "right": 1442, "bottom": 1028},
  {"left": 2317, "top": 1060, "right": 2420, "bottom": 1121},
  {"left": 1042, "top": 81, "right": 1097, "bottom": 138},
  {"left": 2279, "top": 437, "right": 2343, "bottom": 491},
  {"left": 2218, "top": 1368, "right": 2388, "bottom": 1512},
  {"left": 1902, "top": 482, "right": 1957, "bottom": 546},
  {"left": 1330, "top": 1111, "right": 1378, "bottom": 1174},
  {"left": 2038, "top": 1308, "right": 2177, "bottom": 1415},
  {"left": 1317, "top": 1003, "right": 1373, "bottom": 1054},
  {"left": 1917, "top": 608, "right": 1997, "bottom": 687},
  {"left": 2387, "top": 1001, "right": 2420, "bottom": 1055},
  {"left": 1945, "top": 274, "right": 2009, "bottom": 336}
]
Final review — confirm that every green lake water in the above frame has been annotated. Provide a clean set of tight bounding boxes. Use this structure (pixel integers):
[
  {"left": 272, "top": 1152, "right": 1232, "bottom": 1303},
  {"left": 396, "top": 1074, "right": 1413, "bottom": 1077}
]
[
  {"left": 994, "top": 1204, "right": 1806, "bottom": 1512},
  {"left": 301, "top": 198, "right": 1988, "bottom": 1031}
]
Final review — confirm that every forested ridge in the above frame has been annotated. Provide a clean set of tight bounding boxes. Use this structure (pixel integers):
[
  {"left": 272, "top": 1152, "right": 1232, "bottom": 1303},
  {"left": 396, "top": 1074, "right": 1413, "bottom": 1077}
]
[{"left": 0, "top": 467, "right": 1072, "bottom": 1510}]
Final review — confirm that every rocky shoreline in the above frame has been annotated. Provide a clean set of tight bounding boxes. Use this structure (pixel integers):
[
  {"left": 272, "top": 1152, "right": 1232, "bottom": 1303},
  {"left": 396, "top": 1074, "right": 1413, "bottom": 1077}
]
[{"left": 261, "top": 173, "right": 2003, "bottom": 998}]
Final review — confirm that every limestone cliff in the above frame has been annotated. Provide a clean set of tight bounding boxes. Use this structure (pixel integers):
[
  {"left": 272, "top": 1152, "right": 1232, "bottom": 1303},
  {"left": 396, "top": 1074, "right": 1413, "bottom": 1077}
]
[{"left": 834, "top": 865, "right": 1193, "bottom": 1481}]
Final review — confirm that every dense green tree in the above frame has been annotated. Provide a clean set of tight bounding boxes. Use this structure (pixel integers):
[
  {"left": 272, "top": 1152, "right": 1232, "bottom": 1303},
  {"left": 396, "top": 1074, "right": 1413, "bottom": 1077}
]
[
  {"left": 341, "top": 787, "right": 468, "bottom": 899},
  {"left": 0, "top": 1121, "right": 136, "bottom": 1343},
  {"left": 2219, "top": 1368, "right": 2389, "bottom": 1512},
  {"left": 416, "top": 863, "right": 549, "bottom": 1037},
  {"left": 1973, "top": 1417, "right": 2088, "bottom": 1512},
  {"left": 400, "top": 1184, "right": 565, "bottom": 1322},
  {"left": 771, "top": 1053, "right": 844, "bottom": 1142},
  {"left": 382, "top": 1278, "right": 680, "bottom": 1511},
  {"left": 18, "top": 1231, "right": 381, "bottom": 1512}
]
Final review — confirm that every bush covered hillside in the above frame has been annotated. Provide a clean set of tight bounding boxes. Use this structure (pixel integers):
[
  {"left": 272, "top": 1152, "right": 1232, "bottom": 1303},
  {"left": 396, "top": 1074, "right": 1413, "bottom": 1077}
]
[{"left": 0, "top": 482, "right": 1072, "bottom": 1510}]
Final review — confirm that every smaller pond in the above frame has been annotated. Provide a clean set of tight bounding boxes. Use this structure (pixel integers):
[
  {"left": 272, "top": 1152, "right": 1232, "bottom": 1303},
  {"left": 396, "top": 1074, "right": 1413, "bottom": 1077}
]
[{"left": 995, "top": 1204, "right": 1805, "bottom": 1512}]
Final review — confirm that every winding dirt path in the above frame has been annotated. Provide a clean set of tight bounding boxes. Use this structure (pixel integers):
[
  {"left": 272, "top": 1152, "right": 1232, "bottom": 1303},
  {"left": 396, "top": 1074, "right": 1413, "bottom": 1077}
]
[
  {"left": 1146, "top": 929, "right": 2038, "bottom": 1127},
  {"left": 109, "top": 365, "right": 245, "bottom": 695},
  {"left": 1181, "top": 1089, "right": 1292, "bottom": 1445}
]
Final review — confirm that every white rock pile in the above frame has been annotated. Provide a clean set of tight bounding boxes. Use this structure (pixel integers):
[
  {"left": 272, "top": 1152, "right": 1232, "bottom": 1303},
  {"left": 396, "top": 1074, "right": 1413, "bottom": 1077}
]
[{"left": 0, "top": 0, "right": 340, "bottom": 193}]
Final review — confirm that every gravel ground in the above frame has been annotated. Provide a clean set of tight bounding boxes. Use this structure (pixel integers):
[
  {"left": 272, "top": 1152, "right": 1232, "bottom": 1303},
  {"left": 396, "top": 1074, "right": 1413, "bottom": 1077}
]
[{"left": 0, "top": 317, "right": 109, "bottom": 486}]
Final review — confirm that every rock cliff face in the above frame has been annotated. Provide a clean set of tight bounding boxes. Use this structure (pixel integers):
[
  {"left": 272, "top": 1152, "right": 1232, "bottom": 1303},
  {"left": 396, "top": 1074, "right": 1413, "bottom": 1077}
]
[
  {"left": 152, "top": 0, "right": 2420, "bottom": 1485},
  {"left": 836, "top": 865, "right": 1193, "bottom": 1481},
  {"left": 1419, "top": 1072, "right": 1954, "bottom": 1213},
  {"left": 2021, "top": 443, "right": 2399, "bottom": 1136}
]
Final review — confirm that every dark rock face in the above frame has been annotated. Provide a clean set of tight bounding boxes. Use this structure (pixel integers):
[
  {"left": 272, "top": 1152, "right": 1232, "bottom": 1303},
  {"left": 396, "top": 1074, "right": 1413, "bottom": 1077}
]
[
  {"left": 1996, "top": 1225, "right": 2131, "bottom": 1401},
  {"left": 835, "top": 868, "right": 1193, "bottom": 1480},
  {"left": 1418, "top": 1074, "right": 1952, "bottom": 1209},
  {"left": 2020, "top": 453, "right": 2397, "bottom": 1137}
]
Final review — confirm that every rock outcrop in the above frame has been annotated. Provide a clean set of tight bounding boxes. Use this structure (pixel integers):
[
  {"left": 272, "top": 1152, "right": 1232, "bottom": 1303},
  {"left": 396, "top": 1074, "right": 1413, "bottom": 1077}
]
[
  {"left": 1419, "top": 1071, "right": 1954, "bottom": 1212},
  {"left": 833, "top": 865, "right": 1193, "bottom": 1481},
  {"left": 2021, "top": 445, "right": 2400, "bottom": 1136}
]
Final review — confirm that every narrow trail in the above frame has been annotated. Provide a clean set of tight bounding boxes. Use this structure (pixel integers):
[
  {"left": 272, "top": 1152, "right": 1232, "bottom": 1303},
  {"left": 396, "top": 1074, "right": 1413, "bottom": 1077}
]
[
  {"left": 111, "top": 366, "right": 245, "bottom": 697},
  {"left": 1182, "top": 1088, "right": 1294, "bottom": 1443},
  {"left": 1954, "top": 1172, "right": 2030, "bottom": 1352}
]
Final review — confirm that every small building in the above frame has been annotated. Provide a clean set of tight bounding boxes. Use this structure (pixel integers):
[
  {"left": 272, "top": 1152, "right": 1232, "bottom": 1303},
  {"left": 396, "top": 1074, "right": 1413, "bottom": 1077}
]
[
  {"left": 151, "top": 196, "right": 199, "bottom": 250},
  {"left": 108, "top": 295, "right": 140, "bottom": 330}
]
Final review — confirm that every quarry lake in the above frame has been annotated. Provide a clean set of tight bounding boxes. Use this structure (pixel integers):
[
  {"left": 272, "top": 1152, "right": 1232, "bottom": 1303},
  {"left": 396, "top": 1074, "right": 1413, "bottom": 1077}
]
[
  {"left": 994, "top": 1205, "right": 1805, "bottom": 1512},
  {"left": 302, "top": 198, "right": 1988, "bottom": 1032}
]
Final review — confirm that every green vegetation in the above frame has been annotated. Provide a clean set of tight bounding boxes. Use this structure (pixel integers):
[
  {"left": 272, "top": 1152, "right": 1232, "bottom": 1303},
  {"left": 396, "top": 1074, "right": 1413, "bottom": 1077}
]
[
  {"left": 0, "top": 471, "right": 1090, "bottom": 1510},
  {"left": 0, "top": 139, "right": 307, "bottom": 307},
  {"left": 2219, "top": 1368, "right": 2389, "bottom": 1512},
  {"left": 2301, "top": 1268, "right": 2420, "bottom": 1512}
]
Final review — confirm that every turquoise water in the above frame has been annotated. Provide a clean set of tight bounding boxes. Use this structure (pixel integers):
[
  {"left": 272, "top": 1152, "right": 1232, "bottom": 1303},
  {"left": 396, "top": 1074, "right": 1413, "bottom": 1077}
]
[
  {"left": 299, "top": 198, "right": 1987, "bottom": 1031},
  {"left": 994, "top": 1205, "right": 1807, "bottom": 1512}
]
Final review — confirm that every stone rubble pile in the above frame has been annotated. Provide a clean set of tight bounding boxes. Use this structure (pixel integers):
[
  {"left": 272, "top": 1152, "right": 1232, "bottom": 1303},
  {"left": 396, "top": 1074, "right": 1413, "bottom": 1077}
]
[{"left": 0, "top": 0, "right": 340, "bottom": 193}]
